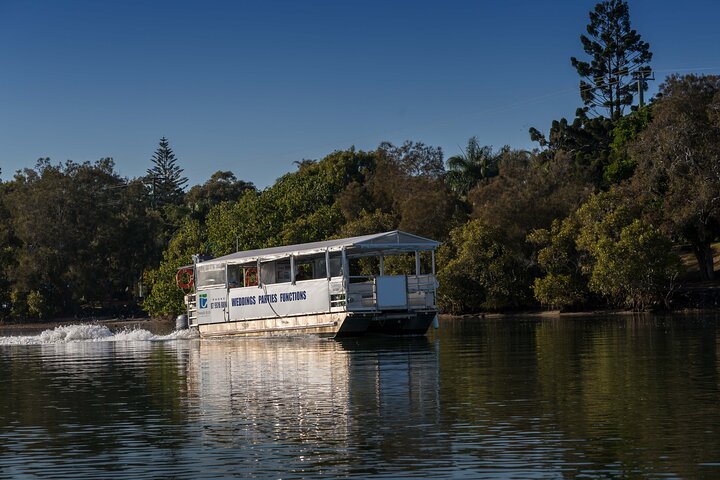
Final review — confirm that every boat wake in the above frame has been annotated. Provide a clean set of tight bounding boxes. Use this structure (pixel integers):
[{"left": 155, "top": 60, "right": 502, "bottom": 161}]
[{"left": 0, "top": 323, "right": 198, "bottom": 346}]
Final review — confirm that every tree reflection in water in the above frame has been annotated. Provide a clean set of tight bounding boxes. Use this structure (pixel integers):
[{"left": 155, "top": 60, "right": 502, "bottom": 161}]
[{"left": 1, "top": 316, "right": 719, "bottom": 478}]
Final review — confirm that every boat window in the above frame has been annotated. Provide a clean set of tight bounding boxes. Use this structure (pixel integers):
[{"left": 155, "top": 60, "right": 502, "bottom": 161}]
[
  {"left": 295, "top": 262, "right": 312, "bottom": 281},
  {"left": 243, "top": 267, "right": 258, "bottom": 286},
  {"left": 257, "top": 254, "right": 343, "bottom": 285},
  {"left": 226, "top": 264, "right": 259, "bottom": 288},
  {"left": 328, "top": 254, "right": 342, "bottom": 277},
  {"left": 197, "top": 263, "right": 227, "bottom": 289},
  {"left": 227, "top": 265, "right": 242, "bottom": 288},
  {"left": 275, "top": 261, "right": 292, "bottom": 283},
  {"left": 382, "top": 253, "right": 415, "bottom": 275},
  {"left": 260, "top": 262, "right": 276, "bottom": 284},
  {"left": 314, "top": 254, "right": 342, "bottom": 278},
  {"left": 349, "top": 256, "right": 381, "bottom": 278}
]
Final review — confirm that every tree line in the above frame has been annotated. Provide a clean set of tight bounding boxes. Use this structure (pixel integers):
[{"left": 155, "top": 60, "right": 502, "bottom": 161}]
[{"left": 1, "top": 0, "right": 719, "bottom": 321}]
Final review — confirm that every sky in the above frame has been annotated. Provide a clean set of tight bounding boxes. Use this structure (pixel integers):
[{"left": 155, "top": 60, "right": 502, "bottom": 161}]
[{"left": 1, "top": 0, "right": 719, "bottom": 189}]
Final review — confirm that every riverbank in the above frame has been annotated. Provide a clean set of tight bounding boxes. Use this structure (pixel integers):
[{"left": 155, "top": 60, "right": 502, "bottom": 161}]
[{"left": 3, "top": 302, "right": 719, "bottom": 337}]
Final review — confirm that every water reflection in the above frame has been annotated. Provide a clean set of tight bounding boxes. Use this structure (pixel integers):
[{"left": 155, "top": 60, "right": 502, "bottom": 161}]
[
  {"left": 0, "top": 338, "right": 194, "bottom": 478},
  {"left": 532, "top": 315, "right": 720, "bottom": 479},
  {"left": 185, "top": 336, "right": 443, "bottom": 477},
  {"left": 435, "top": 315, "right": 720, "bottom": 478},
  {"left": 0, "top": 316, "right": 719, "bottom": 478}
]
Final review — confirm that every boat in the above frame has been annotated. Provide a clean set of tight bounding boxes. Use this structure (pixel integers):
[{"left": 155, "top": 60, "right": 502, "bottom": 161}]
[{"left": 176, "top": 230, "right": 440, "bottom": 338}]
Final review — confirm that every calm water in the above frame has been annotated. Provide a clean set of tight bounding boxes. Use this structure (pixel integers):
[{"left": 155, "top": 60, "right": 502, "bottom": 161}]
[{"left": 1, "top": 315, "right": 719, "bottom": 479}]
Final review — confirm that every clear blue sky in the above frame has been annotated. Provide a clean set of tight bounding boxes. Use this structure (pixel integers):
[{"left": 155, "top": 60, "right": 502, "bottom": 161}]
[{"left": 1, "top": 0, "right": 719, "bottom": 188}]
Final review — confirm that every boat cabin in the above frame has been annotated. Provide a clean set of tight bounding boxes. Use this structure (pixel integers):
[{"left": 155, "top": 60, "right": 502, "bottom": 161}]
[{"left": 181, "top": 230, "right": 439, "bottom": 337}]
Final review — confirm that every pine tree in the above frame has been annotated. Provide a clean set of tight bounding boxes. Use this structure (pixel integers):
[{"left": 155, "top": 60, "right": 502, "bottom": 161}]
[
  {"left": 146, "top": 137, "right": 188, "bottom": 207},
  {"left": 571, "top": 0, "right": 652, "bottom": 120}
]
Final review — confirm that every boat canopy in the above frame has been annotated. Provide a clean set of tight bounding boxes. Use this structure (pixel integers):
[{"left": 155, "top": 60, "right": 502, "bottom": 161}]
[{"left": 197, "top": 231, "right": 440, "bottom": 267}]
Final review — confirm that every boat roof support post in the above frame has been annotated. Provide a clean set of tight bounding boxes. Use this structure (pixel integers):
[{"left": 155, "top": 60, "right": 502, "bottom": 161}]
[
  {"left": 325, "top": 249, "right": 330, "bottom": 280},
  {"left": 379, "top": 255, "right": 384, "bottom": 276},
  {"left": 291, "top": 254, "right": 295, "bottom": 285},
  {"left": 341, "top": 247, "right": 348, "bottom": 291},
  {"left": 432, "top": 250, "right": 436, "bottom": 275},
  {"left": 415, "top": 251, "right": 421, "bottom": 276},
  {"left": 257, "top": 258, "right": 262, "bottom": 287}
]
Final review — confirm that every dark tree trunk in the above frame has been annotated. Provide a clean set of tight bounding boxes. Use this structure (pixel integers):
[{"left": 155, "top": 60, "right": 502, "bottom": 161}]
[{"left": 693, "top": 242, "right": 715, "bottom": 281}]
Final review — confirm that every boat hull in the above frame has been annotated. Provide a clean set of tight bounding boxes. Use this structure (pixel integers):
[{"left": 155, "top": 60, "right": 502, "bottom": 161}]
[{"left": 196, "top": 310, "right": 436, "bottom": 338}]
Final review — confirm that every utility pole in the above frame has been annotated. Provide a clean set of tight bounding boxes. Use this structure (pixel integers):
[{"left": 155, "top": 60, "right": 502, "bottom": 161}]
[{"left": 633, "top": 68, "right": 655, "bottom": 108}]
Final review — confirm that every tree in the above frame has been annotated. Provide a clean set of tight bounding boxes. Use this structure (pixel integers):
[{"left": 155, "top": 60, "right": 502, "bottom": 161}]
[
  {"left": 185, "top": 171, "right": 255, "bottom": 221},
  {"left": 530, "top": 189, "right": 679, "bottom": 310},
  {"left": 446, "top": 137, "right": 503, "bottom": 196},
  {"left": 469, "top": 150, "right": 593, "bottom": 244},
  {"left": 437, "top": 220, "right": 532, "bottom": 314},
  {"left": 146, "top": 137, "right": 188, "bottom": 207},
  {"left": 604, "top": 105, "right": 651, "bottom": 184},
  {"left": 143, "top": 219, "right": 206, "bottom": 317},
  {"left": 571, "top": 0, "right": 652, "bottom": 120},
  {"left": 370, "top": 142, "right": 458, "bottom": 241},
  {"left": 529, "top": 110, "right": 614, "bottom": 175},
  {"left": 203, "top": 147, "right": 378, "bottom": 257},
  {"left": 630, "top": 74, "right": 720, "bottom": 280},
  {"left": 589, "top": 219, "right": 679, "bottom": 309},
  {"left": 377, "top": 140, "right": 444, "bottom": 179},
  {"left": 528, "top": 209, "right": 594, "bottom": 311},
  {"left": 0, "top": 180, "right": 17, "bottom": 319},
  {"left": 529, "top": 0, "right": 651, "bottom": 180},
  {"left": 4, "top": 158, "right": 162, "bottom": 317}
]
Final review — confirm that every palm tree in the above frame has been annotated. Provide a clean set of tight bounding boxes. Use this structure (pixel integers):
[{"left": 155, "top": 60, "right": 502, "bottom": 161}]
[{"left": 446, "top": 137, "right": 503, "bottom": 196}]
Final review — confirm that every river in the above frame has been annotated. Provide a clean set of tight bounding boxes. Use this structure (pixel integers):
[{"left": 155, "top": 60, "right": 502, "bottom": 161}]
[{"left": 1, "top": 314, "right": 719, "bottom": 478}]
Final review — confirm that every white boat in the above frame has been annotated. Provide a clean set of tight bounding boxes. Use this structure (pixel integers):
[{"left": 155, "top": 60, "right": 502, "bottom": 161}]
[{"left": 178, "top": 231, "right": 440, "bottom": 337}]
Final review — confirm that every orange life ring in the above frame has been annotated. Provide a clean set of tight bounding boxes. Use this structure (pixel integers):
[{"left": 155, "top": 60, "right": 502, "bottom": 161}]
[
  {"left": 244, "top": 267, "right": 258, "bottom": 287},
  {"left": 176, "top": 267, "right": 194, "bottom": 290}
]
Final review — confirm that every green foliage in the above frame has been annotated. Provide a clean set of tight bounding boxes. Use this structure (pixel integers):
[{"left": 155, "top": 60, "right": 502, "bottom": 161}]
[
  {"left": 604, "top": 106, "right": 651, "bottom": 184},
  {"left": 0, "top": 182, "right": 15, "bottom": 320},
  {"left": 143, "top": 219, "right": 206, "bottom": 317},
  {"left": 533, "top": 273, "right": 586, "bottom": 310},
  {"left": 529, "top": 217, "right": 590, "bottom": 310},
  {"left": 338, "top": 209, "right": 398, "bottom": 238},
  {"left": 571, "top": 0, "right": 652, "bottom": 120},
  {"left": 378, "top": 140, "right": 444, "bottom": 178},
  {"left": 26, "top": 290, "right": 57, "bottom": 319},
  {"left": 9, "top": 290, "right": 29, "bottom": 319},
  {"left": 530, "top": 110, "right": 614, "bottom": 179},
  {"left": 630, "top": 74, "right": 720, "bottom": 280},
  {"left": 278, "top": 204, "right": 344, "bottom": 246},
  {"left": 446, "top": 137, "right": 504, "bottom": 196},
  {"left": 4, "top": 158, "right": 162, "bottom": 318},
  {"left": 205, "top": 147, "right": 376, "bottom": 256},
  {"left": 437, "top": 220, "right": 531, "bottom": 314},
  {"left": 589, "top": 220, "right": 679, "bottom": 309},
  {"left": 470, "top": 150, "right": 593, "bottom": 244},
  {"left": 531, "top": 190, "right": 679, "bottom": 310},
  {"left": 369, "top": 144, "right": 458, "bottom": 241},
  {"left": 186, "top": 171, "right": 255, "bottom": 221}
]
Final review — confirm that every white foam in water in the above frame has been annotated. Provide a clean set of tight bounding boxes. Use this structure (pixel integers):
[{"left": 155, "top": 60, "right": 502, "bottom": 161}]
[{"left": 0, "top": 323, "right": 198, "bottom": 346}]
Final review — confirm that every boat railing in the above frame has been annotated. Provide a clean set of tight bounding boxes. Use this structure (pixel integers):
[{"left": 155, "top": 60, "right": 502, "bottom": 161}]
[
  {"left": 185, "top": 293, "right": 198, "bottom": 326},
  {"left": 347, "top": 276, "right": 376, "bottom": 310},
  {"left": 407, "top": 274, "right": 436, "bottom": 308},
  {"left": 346, "top": 274, "right": 436, "bottom": 311}
]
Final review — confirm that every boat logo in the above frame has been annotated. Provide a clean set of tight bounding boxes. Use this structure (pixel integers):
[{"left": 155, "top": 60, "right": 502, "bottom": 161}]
[{"left": 198, "top": 293, "right": 208, "bottom": 309}]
